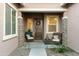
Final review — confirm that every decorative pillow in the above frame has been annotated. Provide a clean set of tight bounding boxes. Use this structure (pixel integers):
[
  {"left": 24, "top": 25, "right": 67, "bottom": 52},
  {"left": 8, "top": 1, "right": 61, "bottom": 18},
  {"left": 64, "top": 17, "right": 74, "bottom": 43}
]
[
  {"left": 54, "top": 35, "right": 58, "bottom": 39},
  {"left": 52, "top": 35, "right": 59, "bottom": 42},
  {"left": 26, "top": 34, "right": 30, "bottom": 38},
  {"left": 48, "top": 34, "right": 53, "bottom": 39}
]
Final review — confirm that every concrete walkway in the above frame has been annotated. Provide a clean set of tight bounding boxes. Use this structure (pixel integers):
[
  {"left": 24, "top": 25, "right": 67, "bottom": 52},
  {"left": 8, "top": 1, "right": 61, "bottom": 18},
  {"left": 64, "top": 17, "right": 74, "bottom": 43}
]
[
  {"left": 29, "top": 48, "right": 47, "bottom": 56},
  {"left": 28, "top": 40, "right": 47, "bottom": 56}
]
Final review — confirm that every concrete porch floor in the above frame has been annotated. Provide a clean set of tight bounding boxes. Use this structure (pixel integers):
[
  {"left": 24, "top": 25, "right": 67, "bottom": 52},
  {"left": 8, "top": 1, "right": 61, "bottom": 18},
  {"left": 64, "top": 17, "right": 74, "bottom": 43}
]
[{"left": 9, "top": 40, "right": 79, "bottom": 56}]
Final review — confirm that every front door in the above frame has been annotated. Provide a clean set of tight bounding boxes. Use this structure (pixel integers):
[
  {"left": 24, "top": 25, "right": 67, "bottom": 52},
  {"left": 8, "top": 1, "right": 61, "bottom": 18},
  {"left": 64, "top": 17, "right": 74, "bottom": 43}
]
[{"left": 33, "top": 18, "right": 43, "bottom": 40}]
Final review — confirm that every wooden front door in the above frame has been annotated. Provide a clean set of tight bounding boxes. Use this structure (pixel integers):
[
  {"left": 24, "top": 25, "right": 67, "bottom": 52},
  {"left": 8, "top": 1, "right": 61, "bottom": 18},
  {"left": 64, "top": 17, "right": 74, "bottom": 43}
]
[{"left": 33, "top": 18, "right": 43, "bottom": 40}]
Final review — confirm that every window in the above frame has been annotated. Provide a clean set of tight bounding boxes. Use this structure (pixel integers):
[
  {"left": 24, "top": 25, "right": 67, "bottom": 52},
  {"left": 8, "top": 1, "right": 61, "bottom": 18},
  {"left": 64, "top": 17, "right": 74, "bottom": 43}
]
[
  {"left": 47, "top": 16, "right": 58, "bottom": 32},
  {"left": 5, "top": 4, "right": 11, "bottom": 35},
  {"left": 12, "top": 8, "right": 16, "bottom": 34},
  {"left": 4, "top": 4, "right": 17, "bottom": 40},
  {"left": 26, "top": 18, "right": 33, "bottom": 31}
]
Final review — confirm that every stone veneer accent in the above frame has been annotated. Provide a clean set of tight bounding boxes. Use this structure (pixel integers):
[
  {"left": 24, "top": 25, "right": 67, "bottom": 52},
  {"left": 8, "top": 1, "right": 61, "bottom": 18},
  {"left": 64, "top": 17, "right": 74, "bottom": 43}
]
[
  {"left": 18, "top": 17, "right": 25, "bottom": 47},
  {"left": 62, "top": 17, "right": 68, "bottom": 46}
]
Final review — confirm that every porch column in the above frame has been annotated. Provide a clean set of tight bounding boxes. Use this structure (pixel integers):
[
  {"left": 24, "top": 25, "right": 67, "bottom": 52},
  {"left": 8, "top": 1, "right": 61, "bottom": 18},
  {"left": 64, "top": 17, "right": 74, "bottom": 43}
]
[
  {"left": 17, "top": 12, "right": 25, "bottom": 47},
  {"left": 62, "top": 16, "right": 68, "bottom": 46}
]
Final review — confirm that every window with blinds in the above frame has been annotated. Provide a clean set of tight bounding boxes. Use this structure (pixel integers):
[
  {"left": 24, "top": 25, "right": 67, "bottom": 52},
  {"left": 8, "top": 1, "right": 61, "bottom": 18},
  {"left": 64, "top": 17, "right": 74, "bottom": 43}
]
[{"left": 47, "top": 16, "right": 58, "bottom": 32}]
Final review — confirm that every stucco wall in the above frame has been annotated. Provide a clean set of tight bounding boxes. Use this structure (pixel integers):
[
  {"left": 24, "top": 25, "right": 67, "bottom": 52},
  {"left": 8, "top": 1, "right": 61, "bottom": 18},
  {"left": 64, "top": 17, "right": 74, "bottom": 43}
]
[
  {"left": 0, "top": 3, "right": 18, "bottom": 56},
  {"left": 64, "top": 4, "right": 79, "bottom": 53}
]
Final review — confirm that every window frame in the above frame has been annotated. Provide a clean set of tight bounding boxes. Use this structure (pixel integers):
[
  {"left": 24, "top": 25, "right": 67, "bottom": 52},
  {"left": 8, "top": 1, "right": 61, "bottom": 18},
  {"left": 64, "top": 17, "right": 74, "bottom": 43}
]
[
  {"left": 3, "top": 4, "right": 18, "bottom": 40},
  {"left": 46, "top": 15, "right": 59, "bottom": 33}
]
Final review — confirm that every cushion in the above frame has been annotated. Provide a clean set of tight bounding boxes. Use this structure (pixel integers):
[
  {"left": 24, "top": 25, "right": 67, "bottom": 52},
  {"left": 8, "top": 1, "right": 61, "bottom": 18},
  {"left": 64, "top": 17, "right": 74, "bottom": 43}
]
[
  {"left": 26, "top": 34, "right": 30, "bottom": 38},
  {"left": 54, "top": 35, "right": 58, "bottom": 39},
  {"left": 26, "top": 34, "right": 33, "bottom": 39},
  {"left": 52, "top": 35, "right": 60, "bottom": 42},
  {"left": 28, "top": 37, "right": 34, "bottom": 39},
  {"left": 53, "top": 38, "right": 60, "bottom": 42}
]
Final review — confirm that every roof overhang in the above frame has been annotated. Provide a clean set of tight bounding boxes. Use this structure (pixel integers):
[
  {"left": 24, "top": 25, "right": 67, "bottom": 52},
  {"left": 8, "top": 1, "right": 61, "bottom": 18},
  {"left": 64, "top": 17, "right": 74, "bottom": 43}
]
[
  {"left": 61, "top": 3, "right": 74, "bottom": 8},
  {"left": 19, "top": 8, "right": 67, "bottom": 12},
  {"left": 13, "top": 3, "right": 24, "bottom": 8}
]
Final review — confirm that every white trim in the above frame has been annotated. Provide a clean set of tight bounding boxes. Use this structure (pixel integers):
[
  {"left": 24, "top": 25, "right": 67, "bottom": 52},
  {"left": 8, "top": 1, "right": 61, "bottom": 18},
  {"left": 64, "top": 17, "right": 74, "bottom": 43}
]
[
  {"left": 3, "top": 3, "right": 18, "bottom": 40},
  {"left": 19, "top": 8, "right": 67, "bottom": 12},
  {"left": 3, "top": 3, "right": 5, "bottom": 37},
  {"left": 11, "top": 8, "right": 12, "bottom": 34},
  {"left": 7, "top": 3, "right": 18, "bottom": 11},
  {"left": 15, "top": 12, "right": 18, "bottom": 36},
  {"left": 3, "top": 34, "right": 17, "bottom": 40}
]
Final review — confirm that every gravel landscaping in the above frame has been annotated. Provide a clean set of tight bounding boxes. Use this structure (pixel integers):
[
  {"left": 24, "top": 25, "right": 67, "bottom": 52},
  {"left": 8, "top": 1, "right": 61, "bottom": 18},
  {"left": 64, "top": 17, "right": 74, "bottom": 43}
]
[{"left": 46, "top": 48, "right": 79, "bottom": 56}]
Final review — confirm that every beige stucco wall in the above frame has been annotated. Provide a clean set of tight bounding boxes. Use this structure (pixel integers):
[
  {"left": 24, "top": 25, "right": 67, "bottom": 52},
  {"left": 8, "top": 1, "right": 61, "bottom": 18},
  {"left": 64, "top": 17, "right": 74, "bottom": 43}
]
[
  {"left": 0, "top": 3, "right": 18, "bottom": 56},
  {"left": 64, "top": 3, "right": 79, "bottom": 53}
]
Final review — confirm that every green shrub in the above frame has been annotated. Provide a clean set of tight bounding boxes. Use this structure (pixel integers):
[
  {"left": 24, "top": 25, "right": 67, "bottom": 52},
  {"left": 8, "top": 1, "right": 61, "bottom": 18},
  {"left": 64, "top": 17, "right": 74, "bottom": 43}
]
[{"left": 55, "top": 45, "right": 68, "bottom": 53}]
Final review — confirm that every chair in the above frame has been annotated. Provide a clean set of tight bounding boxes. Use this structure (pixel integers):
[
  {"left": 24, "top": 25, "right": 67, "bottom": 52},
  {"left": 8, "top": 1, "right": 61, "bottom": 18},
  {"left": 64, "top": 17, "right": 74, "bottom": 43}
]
[
  {"left": 52, "top": 32, "right": 62, "bottom": 45},
  {"left": 25, "top": 32, "right": 34, "bottom": 42},
  {"left": 44, "top": 32, "right": 62, "bottom": 45}
]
